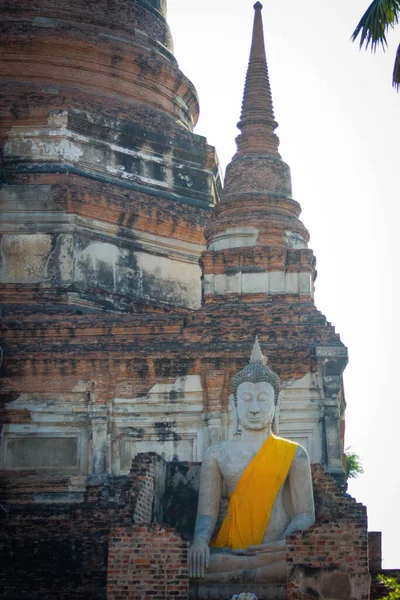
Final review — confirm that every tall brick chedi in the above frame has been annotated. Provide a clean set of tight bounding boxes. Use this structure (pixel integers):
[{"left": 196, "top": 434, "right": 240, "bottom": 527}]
[
  {"left": 0, "top": 2, "right": 366, "bottom": 599},
  {"left": 0, "top": 0, "right": 221, "bottom": 311}
]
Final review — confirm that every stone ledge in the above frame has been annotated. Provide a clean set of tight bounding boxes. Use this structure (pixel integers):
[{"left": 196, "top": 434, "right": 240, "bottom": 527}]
[{"left": 189, "top": 583, "right": 286, "bottom": 600}]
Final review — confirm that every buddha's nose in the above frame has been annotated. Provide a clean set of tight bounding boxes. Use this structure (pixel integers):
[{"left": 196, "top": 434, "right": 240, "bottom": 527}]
[{"left": 249, "top": 398, "right": 260, "bottom": 414}]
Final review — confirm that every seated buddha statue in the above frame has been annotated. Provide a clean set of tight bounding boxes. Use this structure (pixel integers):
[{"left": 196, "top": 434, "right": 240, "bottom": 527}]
[{"left": 189, "top": 338, "right": 315, "bottom": 583}]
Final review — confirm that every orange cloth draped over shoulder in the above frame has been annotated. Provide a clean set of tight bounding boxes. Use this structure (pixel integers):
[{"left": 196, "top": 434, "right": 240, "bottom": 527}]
[{"left": 210, "top": 434, "right": 298, "bottom": 551}]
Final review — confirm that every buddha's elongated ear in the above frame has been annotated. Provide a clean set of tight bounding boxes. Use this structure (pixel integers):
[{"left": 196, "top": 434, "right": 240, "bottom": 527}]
[
  {"left": 272, "top": 391, "right": 282, "bottom": 434},
  {"left": 272, "top": 416, "right": 277, "bottom": 434},
  {"left": 230, "top": 394, "right": 240, "bottom": 437}
]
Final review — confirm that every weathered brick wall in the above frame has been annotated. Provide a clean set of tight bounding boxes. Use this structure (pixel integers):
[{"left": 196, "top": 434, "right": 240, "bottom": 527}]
[
  {"left": 106, "top": 453, "right": 188, "bottom": 600},
  {"left": 0, "top": 453, "right": 167, "bottom": 599},
  {"left": 1, "top": 452, "right": 383, "bottom": 600},
  {"left": 163, "top": 462, "right": 201, "bottom": 538},
  {"left": 287, "top": 465, "right": 370, "bottom": 600},
  {"left": 0, "top": 295, "right": 344, "bottom": 480},
  {"left": 107, "top": 525, "right": 188, "bottom": 600},
  {"left": 0, "top": 0, "right": 221, "bottom": 313},
  {"left": 0, "top": 476, "right": 120, "bottom": 599},
  {"left": 130, "top": 452, "right": 166, "bottom": 524},
  {"left": 0, "top": 0, "right": 194, "bottom": 134},
  {"left": 0, "top": 300, "right": 341, "bottom": 396}
]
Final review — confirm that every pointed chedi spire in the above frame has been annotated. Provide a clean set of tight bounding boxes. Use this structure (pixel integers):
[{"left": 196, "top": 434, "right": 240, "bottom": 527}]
[
  {"left": 236, "top": 2, "right": 280, "bottom": 157},
  {"left": 204, "top": 2, "right": 309, "bottom": 253},
  {"left": 201, "top": 4, "right": 316, "bottom": 304}
]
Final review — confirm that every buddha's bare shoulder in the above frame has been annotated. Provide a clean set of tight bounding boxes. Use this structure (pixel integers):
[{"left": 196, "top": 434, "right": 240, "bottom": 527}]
[
  {"left": 289, "top": 443, "right": 311, "bottom": 474},
  {"left": 274, "top": 436, "right": 309, "bottom": 461},
  {"left": 293, "top": 443, "right": 309, "bottom": 460}
]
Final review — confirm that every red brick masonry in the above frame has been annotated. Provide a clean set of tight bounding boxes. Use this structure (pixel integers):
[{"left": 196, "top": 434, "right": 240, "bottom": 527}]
[
  {"left": 107, "top": 526, "right": 188, "bottom": 600},
  {"left": 287, "top": 465, "right": 370, "bottom": 600}
]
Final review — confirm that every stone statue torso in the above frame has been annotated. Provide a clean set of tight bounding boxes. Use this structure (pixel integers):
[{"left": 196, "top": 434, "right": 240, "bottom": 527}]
[{"left": 212, "top": 439, "right": 292, "bottom": 542}]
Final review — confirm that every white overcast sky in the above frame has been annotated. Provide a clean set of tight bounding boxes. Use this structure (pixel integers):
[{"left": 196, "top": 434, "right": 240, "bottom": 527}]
[{"left": 168, "top": 0, "right": 400, "bottom": 568}]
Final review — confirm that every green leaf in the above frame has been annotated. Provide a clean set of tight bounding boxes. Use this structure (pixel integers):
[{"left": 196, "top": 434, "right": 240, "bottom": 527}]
[
  {"left": 376, "top": 575, "right": 400, "bottom": 600},
  {"left": 393, "top": 42, "right": 400, "bottom": 88},
  {"left": 344, "top": 447, "right": 364, "bottom": 480},
  {"left": 351, "top": 0, "right": 400, "bottom": 52}
]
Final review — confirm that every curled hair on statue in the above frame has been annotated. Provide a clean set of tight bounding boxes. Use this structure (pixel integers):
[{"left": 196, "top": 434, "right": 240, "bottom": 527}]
[{"left": 231, "top": 337, "right": 280, "bottom": 407}]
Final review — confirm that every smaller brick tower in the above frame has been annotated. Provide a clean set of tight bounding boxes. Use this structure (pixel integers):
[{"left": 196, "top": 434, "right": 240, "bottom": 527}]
[{"left": 202, "top": 1, "right": 313, "bottom": 302}]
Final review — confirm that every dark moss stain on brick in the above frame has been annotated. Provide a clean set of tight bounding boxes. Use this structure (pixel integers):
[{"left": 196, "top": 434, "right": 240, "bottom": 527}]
[
  {"left": 169, "top": 389, "right": 184, "bottom": 402},
  {"left": 0, "top": 392, "right": 20, "bottom": 406},
  {"left": 163, "top": 462, "right": 200, "bottom": 539},
  {"left": 0, "top": 473, "right": 130, "bottom": 599},
  {"left": 153, "top": 358, "right": 194, "bottom": 378},
  {"left": 153, "top": 421, "right": 180, "bottom": 442},
  {"left": 134, "top": 361, "right": 149, "bottom": 378},
  {"left": 125, "top": 427, "right": 145, "bottom": 438}
]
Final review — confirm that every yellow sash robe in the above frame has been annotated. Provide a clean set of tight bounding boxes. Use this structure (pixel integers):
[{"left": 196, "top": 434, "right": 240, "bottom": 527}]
[{"left": 210, "top": 434, "right": 298, "bottom": 550}]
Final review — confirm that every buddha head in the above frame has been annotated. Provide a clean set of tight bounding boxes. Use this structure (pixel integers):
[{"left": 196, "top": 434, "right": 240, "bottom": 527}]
[{"left": 232, "top": 338, "right": 280, "bottom": 432}]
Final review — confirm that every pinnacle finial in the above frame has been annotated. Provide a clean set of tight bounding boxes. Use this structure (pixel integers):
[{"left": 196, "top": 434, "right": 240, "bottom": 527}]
[
  {"left": 235, "top": 3, "right": 280, "bottom": 156},
  {"left": 249, "top": 336, "right": 267, "bottom": 365}
]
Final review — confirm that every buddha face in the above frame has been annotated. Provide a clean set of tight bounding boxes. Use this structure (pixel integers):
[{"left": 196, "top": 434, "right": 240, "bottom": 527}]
[{"left": 236, "top": 380, "right": 275, "bottom": 431}]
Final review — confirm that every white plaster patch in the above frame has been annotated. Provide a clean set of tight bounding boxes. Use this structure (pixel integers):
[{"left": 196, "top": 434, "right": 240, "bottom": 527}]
[
  {"left": 279, "top": 372, "right": 324, "bottom": 464},
  {"left": 0, "top": 184, "right": 61, "bottom": 213},
  {"left": 137, "top": 252, "right": 202, "bottom": 309},
  {"left": 203, "top": 274, "right": 214, "bottom": 295},
  {"left": 47, "top": 111, "right": 69, "bottom": 128},
  {"left": 285, "top": 272, "right": 300, "bottom": 294},
  {"left": 5, "top": 133, "right": 83, "bottom": 164},
  {"left": 54, "top": 235, "right": 74, "bottom": 283},
  {"left": 213, "top": 274, "right": 229, "bottom": 295},
  {"left": 207, "top": 227, "right": 259, "bottom": 251},
  {"left": 105, "top": 164, "right": 173, "bottom": 190},
  {"left": 112, "top": 375, "right": 209, "bottom": 472},
  {"left": 300, "top": 272, "right": 312, "bottom": 294},
  {"left": 120, "top": 437, "right": 194, "bottom": 466},
  {"left": 284, "top": 230, "right": 308, "bottom": 249},
  {"left": 204, "top": 271, "right": 313, "bottom": 296},
  {"left": 270, "top": 271, "right": 285, "bottom": 293},
  {"left": 148, "top": 375, "right": 203, "bottom": 400},
  {"left": 241, "top": 271, "right": 268, "bottom": 294},
  {"left": 4, "top": 122, "right": 215, "bottom": 205},
  {"left": 74, "top": 241, "right": 120, "bottom": 292},
  {"left": 1, "top": 392, "right": 90, "bottom": 475},
  {"left": 0, "top": 233, "right": 52, "bottom": 282}
]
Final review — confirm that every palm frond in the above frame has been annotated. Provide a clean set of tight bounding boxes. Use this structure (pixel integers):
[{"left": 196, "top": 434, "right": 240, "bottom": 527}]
[
  {"left": 393, "top": 42, "right": 400, "bottom": 88},
  {"left": 351, "top": 0, "right": 400, "bottom": 51}
]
